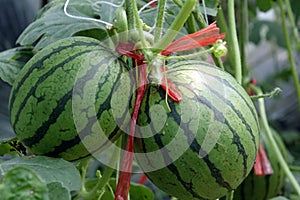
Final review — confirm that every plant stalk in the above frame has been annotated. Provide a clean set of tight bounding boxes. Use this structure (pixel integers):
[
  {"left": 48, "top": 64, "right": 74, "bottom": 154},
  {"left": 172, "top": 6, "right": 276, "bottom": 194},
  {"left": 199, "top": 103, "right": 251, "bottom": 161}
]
[
  {"left": 154, "top": 0, "right": 167, "bottom": 42},
  {"left": 239, "top": 0, "right": 249, "bottom": 78},
  {"left": 217, "top": 7, "right": 234, "bottom": 71},
  {"left": 256, "top": 87, "right": 300, "bottom": 196},
  {"left": 228, "top": 0, "right": 242, "bottom": 84},
  {"left": 186, "top": 15, "right": 197, "bottom": 33},
  {"left": 284, "top": 0, "right": 300, "bottom": 50},
  {"left": 278, "top": 0, "right": 300, "bottom": 109},
  {"left": 125, "top": 0, "right": 134, "bottom": 30},
  {"left": 153, "top": 0, "right": 197, "bottom": 51},
  {"left": 290, "top": 166, "right": 300, "bottom": 172},
  {"left": 131, "top": 0, "right": 147, "bottom": 48},
  {"left": 225, "top": 190, "right": 234, "bottom": 200}
]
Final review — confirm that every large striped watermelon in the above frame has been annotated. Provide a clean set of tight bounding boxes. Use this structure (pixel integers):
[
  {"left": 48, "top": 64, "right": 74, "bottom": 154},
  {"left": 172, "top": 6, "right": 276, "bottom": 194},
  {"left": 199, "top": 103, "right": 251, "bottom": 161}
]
[
  {"left": 134, "top": 60, "right": 260, "bottom": 200},
  {"left": 9, "top": 37, "right": 129, "bottom": 161},
  {"left": 232, "top": 128, "right": 287, "bottom": 200}
]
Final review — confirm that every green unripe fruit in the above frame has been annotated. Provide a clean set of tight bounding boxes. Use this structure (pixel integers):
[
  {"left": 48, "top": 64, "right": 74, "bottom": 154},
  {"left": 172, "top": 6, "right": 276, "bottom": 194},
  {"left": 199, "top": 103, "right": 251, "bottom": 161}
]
[
  {"left": 134, "top": 60, "right": 260, "bottom": 200},
  {"left": 232, "top": 128, "right": 287, "bottom": 200},
  {"left": 9, "top": 37, "right": 127, "bottom": 161}
]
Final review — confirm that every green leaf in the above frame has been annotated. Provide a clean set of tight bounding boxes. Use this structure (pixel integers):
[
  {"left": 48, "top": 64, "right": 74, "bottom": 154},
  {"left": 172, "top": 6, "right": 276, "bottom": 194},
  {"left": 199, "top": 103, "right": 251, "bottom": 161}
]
[
  {"left": 109, "top": 179, "right": 154, "bottom": 200},
  {"left": 0, "top": 139, "right": 27, "bottom": 157},
  {"left": 74, "top": 28, "right": 108, "bottom": 41},
  {"left": 290, "top": 195, "right": 300, "bottom": 200},
  {"left": 17, "top": 0, "right": 109, "bottom": 50},
  {"left": 47, "top": 182, "right": 71, "bottom": 200},
  {"left": 127, "top": 183, "right": 154, "bottom": 200},
  {"left": 249, "top": 20, "right": 285, "bottom": 48},
  {"left": 83, "top": 178, "right": 153, "bottom": 200},
  {"left": 290, "top": 0, "right": 300, "bottom": 20},
  {"left": 0, "top": 46, "right": 34, "bottom": 85},
  {"left": 84, "top": 178, "right": 114, "bottom": 200},
  {"left": 0, "top": 143, "right": 12, "bottom": 156},
  {"left": 0, "top": 166, "right": 49, "bottom": 200},
  {"left": 0, "top": 156, "right": 81, "bottom": 192},
  {"left": 257, "top": 0, "right": 272, "bottom": 12},
  {"left": 0, "top": 142, "right": 20, "bottom": 157},
  {"left": 269, "top": 196, "right": 290, "bottom": 200},
  {"left": 204, "top": 0, "right": 220, "bottom": 9}
]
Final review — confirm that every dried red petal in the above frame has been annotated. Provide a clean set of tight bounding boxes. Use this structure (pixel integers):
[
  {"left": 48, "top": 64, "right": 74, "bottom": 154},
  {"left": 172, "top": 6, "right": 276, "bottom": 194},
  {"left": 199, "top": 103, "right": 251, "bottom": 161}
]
[
  {"left": 114, "top": 64, "right": 148, "bottom": 200},
  {"left": 161, "top": 22, "right": 226, "bottom": 55},
  {"left": 254, "top": 143, "right": 273, "bottom": 176},
  {"left": 138, "top": 173, "right": 148, "bottom": 185},
  {"left": 116, "top": 42, "right": 144, "bottom": 61},
  {"left": 161, "top": 77, "right": 182, "bottom": 102}
]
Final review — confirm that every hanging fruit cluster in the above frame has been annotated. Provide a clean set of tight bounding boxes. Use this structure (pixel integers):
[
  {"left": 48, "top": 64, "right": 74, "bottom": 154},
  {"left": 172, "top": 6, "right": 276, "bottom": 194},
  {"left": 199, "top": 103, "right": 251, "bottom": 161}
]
[{"left": 7, "top": 0, "right": 262, "bottom": 199}]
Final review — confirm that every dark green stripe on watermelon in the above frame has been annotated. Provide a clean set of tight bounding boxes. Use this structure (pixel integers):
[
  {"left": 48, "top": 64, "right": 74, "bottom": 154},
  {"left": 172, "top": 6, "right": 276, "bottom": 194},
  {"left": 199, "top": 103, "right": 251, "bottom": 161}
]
[
  {"left": 135, "top": 60, "right": 259, "bottom": 200},
  {"left": 9, "top": 40, "right": 100, "bottom": 112},
  {"left": 168, "top": 60, "right": 259, "bottom": 125},
  {"left": 9, "top": 37, "right": 130, "bottom": 161}
]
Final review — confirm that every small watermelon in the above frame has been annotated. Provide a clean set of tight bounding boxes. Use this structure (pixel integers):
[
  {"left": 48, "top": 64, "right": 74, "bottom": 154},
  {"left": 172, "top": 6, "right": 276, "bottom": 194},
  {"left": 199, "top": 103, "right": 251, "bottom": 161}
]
[
  {"left": 9, "top": 37, "right": 129, "bottom": 161},
  {"left": 134, "top": 60, "right": 260, "bottom": 200}
]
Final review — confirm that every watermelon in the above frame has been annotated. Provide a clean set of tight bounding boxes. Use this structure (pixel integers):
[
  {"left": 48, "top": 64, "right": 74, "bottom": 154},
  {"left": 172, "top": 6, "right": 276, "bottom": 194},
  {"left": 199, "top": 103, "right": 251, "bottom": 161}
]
[
  {"left": 9, "top": 37, "right": 129, "bottom": 161},
  {"left": 134, "top": 60, "right": 260, "bottom": 200},
  {"left": 232, "top": 128, "right": 287, "bottom": 200}
]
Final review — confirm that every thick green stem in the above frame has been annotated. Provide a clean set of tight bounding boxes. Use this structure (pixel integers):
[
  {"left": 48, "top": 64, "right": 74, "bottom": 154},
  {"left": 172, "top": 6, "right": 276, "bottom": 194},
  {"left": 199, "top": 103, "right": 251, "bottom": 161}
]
[
  {"left": 125, "top": 0, "right": 134, "bottom": 30},
  {"left": 131, "top": 0, "right": 147, "bottom": 48},
  {"left": 153, "top": 0, "right": 197, "bottom": 51},
  {"left": 186, "top": 15, "right": 197, "bottom": 33},
  {"left": 192, "top": 9, "right": 206, "bottom": 29},
  {"left": 73, "top": 158, "right": 90, "bottom": 200},
  {"left": 172, "top": 0, "right": 206, "bottom": 31},
  {"left": 217, "top": 7, "right": 234, "bottom": 69},
  {"left": 256, "top": 88, "right": 300, "bottom": 196},
  {"left": 216, "top": 56, "right": 225, "bottom": 70},
  {"left": 80, "top": 139, "right": 121, "bottom": 199},
  {"left": 278, "top": 0, "right": 300, "bottom": 109},
  {"left": 153, "top": 0, "right": 167, "bottom": 42},
  {"left": 239, "top": 0, "right": 248, "bottom": 78},
  {"left": 95, "top": 143, "right": 120, "bottom": 191},
  {"left": 290, "top": 166, "right": 300, "bottom": 172},
  {"left": 284, "top": 0, "right": 300, "bottom": 50},
  {"left": 228, "top": 0, "right": 242, "bottom": 84},
  {"left": 225, "top": 190, "right": 234, "bottom": 200}
]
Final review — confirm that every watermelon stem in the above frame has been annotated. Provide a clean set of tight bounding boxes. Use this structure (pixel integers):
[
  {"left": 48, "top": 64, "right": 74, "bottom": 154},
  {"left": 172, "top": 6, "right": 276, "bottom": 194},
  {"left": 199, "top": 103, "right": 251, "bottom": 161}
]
[
  {"left": 76, "top": 139, "right": 122, "bottom": 200},
  {"left": 153, "top": 0, "right": 167, "bottom": 43},
  {"left": 227, "top": 0, "right": 242, "bottom": 84},
  {"left": 278, "top": 0, "right": 300, "bottom": 109},
  {"left": 256, "top": 87, "right": 300, "bottom": 196},
  {"left": 130, "top": 0, "right": 147, "bottom": 48},
  {"left": 289, "top": 166, "right": 300, "bottom": 172},
  {"left": 225, "top": 190, "right": 234, "bottom": 200}
]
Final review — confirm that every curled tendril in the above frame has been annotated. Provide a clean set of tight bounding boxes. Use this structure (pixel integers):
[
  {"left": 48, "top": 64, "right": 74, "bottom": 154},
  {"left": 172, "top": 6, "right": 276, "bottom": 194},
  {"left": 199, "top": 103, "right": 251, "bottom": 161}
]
[
  {"left": 138, "top": 0, "right": 158, "bottom": 14},
  {"left": 64, "top": 0, "right": 125, "bottom": 27},
  {"left": 92, "top": 0, "right": 125, "bottom": 9}
]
